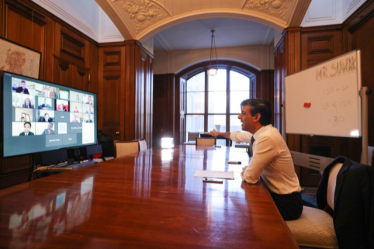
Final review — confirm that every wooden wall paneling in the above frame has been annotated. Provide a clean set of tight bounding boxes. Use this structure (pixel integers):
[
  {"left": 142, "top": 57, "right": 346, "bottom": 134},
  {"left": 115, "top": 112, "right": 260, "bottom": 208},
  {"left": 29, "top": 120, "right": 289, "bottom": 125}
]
[
  {"left": 301, "top": 29, "right": 343, "bottom": 69},
  {"left": 124, "top": 41, "right": 136, "bottom": 141},
  {"left": 174, "top": 73, "right": 180, "bottom": 146},
  {"left": 256, "top": 70, "right": 275, "bottom": 125},
  {"left": 76, "top": 66, "right": 88, "bottom": 91},
  {"left": 0, "top": 170, "right": 29, "bottom": 189},
  {"left": 135, "top": 47, "right": 145, "bottom": 140},
  {"left": 145, "top": 56, "right": 153, "bottom": 148},
  {"left": 0, "top": 0, "right": 3, "bottom": 37},
  {"left": 97, "top": 47, "right": 104, "bottom": 131},
  {"left": 273, "top": 39, "right": 285, "bottom": 132},
  {"left": 283, "top": 28, "right": 302, "bottom": 178},
  {"left": 4, "top": 0, "right": 47, "bottom": 78},
  {"left": 43, "top": 16, "right": 54, "bottom": 82},
  {"left": 54, "top": 23, "right": 87, "bottom": 68},
  {"left": 102, "top": 72, "right": 124, "bottom": 141},
  {"left": 98, "top": 46, "right": 125, "bottom": 141},
  {"left": 88, "top": 43, "right": 98, "bottom": 94},
  {"left": 53, "top": 57, "right": 70, "bottom": 86},
  {"left": 1, "top": 155, "right": 32, "bottom": 174},
  {"left": 153, "top": 74, "right": 175, "bottom": 148}
]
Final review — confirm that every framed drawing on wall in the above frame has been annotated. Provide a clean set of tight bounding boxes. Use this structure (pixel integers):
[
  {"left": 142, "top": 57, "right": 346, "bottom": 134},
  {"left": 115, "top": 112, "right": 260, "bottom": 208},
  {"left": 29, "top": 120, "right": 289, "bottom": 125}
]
[{"left": 0, "top": 38, "right": 41, "bottom": 79}]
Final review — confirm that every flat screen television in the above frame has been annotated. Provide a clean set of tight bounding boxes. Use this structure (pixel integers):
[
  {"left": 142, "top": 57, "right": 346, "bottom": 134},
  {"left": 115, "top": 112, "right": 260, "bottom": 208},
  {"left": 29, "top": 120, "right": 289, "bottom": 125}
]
[{"left": 2, "top": 71, "right": 97, "bottom": 157}]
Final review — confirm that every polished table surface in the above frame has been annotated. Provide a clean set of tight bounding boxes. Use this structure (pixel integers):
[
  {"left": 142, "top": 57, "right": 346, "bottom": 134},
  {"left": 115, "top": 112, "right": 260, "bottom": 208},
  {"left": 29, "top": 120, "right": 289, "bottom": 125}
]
[{"left": 0, "top": 146, "right": 298, "bottom": 248}]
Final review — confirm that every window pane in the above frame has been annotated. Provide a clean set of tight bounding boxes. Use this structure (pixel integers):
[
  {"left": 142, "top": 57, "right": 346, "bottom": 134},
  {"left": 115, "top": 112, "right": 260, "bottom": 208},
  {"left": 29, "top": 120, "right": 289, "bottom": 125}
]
[
  {"left": 230, "top": 91, "right": 250, "bottom": 113},
  {"left": 230, "top": 71, "right": 250, "bottom": 91},
  {"left": 208, "top": 115, "right": 226, "bottom": 133},
  {"left": 208, "top": 69, "right": 226, "bottom": 91},
  {"left": 208, "top": 91, "right": 226, "bottom": 113},
  {"left": 230, "top": 115, "right": 248, "bottom": 146},
  {"left": 186, "top": 115, "right": 204, "bottom": 140},
  {"left": 187, "top": 92, "right": 205, "bottom": 113},
  {"left": 187, "top": 72, "right": 205, "bottom": 91},
  {"left": 230, "top": 115, "right": 242, "bottom": 132}
]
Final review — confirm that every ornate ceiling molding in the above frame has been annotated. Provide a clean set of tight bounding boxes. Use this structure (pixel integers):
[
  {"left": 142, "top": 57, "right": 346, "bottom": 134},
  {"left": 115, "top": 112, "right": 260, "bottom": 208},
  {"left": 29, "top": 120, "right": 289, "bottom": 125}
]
[
  {"left": 242, "top": 0, "right": 293, "bottom": 20},
  {"left": 115, "top": 0, "right": 171, "bottom": 33},
  {"left": 97, "top": 0, "right": 311, "bottom": 41}
]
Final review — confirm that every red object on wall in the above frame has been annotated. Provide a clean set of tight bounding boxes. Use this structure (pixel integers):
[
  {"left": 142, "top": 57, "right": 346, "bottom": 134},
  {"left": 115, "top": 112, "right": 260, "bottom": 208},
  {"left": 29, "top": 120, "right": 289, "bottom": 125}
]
[{"left": 304, "top": 102, "right": 311, "bottom": 108}]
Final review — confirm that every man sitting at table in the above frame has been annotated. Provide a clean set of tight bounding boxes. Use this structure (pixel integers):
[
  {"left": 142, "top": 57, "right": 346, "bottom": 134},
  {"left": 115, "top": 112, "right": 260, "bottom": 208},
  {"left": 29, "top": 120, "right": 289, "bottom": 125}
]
[{"left": 209, "top": 99, "right": 302, "bottom": 221}]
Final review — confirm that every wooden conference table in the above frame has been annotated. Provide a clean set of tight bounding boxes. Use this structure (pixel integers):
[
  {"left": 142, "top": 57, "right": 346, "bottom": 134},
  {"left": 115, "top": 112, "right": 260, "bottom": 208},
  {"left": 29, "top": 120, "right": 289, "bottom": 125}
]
[{"left": 0, "top": 146, "right": 298, "bottom": 248}]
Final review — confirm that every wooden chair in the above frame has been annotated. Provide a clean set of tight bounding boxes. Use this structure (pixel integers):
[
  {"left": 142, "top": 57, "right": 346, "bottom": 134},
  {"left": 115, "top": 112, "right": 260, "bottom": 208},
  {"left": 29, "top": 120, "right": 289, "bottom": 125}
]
[
  {"left": 114, "top": 141, "right": 140, "bottom": 158},
  {"left": 188, "top": 132, "right": 199, "bottom": 142},
  {"left": 286, "top": 163, "right": 342, "bottom": 248},
  {"left": 196, "top": 137, "right": 216, "bottom": 146}
]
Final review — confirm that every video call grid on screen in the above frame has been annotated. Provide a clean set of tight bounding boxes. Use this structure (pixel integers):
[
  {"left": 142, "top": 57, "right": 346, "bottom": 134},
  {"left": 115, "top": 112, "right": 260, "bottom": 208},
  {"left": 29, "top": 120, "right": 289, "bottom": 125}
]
[{"left": 3, "top": 71, "right": 97, "bottom": 157}]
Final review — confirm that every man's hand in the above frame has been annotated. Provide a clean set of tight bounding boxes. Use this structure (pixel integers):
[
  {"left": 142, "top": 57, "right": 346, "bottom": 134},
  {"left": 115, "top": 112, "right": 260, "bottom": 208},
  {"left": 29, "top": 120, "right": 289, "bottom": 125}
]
[{"left": 209, "top": 131, "right": 221, "bottom": 137}]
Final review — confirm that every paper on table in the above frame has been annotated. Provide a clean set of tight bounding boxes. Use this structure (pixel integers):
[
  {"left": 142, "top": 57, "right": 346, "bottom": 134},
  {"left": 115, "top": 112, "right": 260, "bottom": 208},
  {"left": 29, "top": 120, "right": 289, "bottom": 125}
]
[{"left": 194, "top": 170, "right": 234, "bottom": 180}]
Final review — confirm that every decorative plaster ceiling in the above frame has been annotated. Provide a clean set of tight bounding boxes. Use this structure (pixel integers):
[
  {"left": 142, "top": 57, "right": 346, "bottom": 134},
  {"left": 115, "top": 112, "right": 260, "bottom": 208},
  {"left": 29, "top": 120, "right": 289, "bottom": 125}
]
[
  {"left": 153, "top": 17, "right": 274, "bottom": 52},
  {"left": 96, "top": 0, "right": 312, "bottom": 42}
]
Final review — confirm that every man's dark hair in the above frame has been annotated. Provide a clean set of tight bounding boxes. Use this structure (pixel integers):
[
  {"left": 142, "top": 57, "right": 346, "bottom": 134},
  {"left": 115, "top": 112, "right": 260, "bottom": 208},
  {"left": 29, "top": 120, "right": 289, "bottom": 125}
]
[
  {"left": 24, "top": 122, "right": 31, "bottom": 127},
  {"left": 21, "top": 80, "right": 25, "bottom": 84},
  {"left": 240, "top": 99, "right": 272, "bottom": 126},
  {"left": 44, "top": 113, "right": 48, "bottom": 116}
]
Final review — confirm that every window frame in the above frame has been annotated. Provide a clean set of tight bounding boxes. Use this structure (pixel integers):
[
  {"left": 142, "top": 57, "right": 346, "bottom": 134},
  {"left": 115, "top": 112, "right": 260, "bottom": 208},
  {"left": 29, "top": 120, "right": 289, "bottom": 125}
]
[{"left": 185, "top": 66, "right": 252, "bottom": 142}]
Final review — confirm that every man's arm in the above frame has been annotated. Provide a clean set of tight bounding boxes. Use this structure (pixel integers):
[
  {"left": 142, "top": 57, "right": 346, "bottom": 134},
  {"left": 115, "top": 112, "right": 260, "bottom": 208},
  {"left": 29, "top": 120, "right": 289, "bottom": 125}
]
[
  {"left": 209, "top": 131, "right": 253, "bottom": 143},
  {"left": 241, "top": 136, "right": 279, "bottom": 184},
  {"left": 209, "top": 131, "right": 231, "bottom": 139}
]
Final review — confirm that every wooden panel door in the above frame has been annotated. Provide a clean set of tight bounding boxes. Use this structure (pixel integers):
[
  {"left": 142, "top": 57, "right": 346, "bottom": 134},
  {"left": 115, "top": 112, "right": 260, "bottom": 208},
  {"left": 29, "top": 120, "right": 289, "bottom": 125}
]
[{"left": 100, "top": 72, "right": 124, "bottom": 141}]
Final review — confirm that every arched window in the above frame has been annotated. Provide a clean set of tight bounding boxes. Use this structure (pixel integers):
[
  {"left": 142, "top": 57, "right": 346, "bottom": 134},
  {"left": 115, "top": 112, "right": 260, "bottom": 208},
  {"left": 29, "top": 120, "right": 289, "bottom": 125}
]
[{"left": 184, "top": 68, "right": 252, "bottom": 145}]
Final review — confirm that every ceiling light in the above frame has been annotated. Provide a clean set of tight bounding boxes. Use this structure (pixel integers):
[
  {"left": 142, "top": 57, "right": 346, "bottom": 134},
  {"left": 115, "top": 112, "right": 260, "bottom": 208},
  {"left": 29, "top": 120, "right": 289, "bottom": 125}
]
[{"left": 208, "top": 29, "right": 218, "bottom": 76}]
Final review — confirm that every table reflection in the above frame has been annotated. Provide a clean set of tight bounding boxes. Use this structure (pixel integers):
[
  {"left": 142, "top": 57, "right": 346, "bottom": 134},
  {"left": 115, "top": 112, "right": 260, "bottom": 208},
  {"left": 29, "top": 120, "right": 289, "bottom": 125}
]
[{"left": 5, "top": 176, "right": 94, "bottom": 248}]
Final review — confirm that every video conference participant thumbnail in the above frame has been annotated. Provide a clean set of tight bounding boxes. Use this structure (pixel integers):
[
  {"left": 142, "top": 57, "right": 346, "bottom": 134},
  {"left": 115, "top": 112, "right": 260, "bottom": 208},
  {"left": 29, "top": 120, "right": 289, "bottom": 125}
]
[
  {"left": 12, "top": 93, "right": 35, "bottom": 109},
  {"left": 15, "top": 108, "right": 34, "bottom": 122},
  {"left": 37, "top": 97, "right": 54, "bottom": 110},
  {"left": 57, "top": 89, "right": 69, "bottom": 100},
  {"left": 56, "top": 99, "right": 69, "bottom": 112},
  {"left": 70, "top": 113, "right": 82, "bottom": 123},
  {"left": 37, "top": 110, "right": 54, "bottom": 122},
  {"left": 36, "top": 122, "right": 56, "bottom": 135},
  {"left": 35, "top": 83, "right": 56, "bottom": 98},
  {"left": 70, "top": 91, "right": 83, "bottom": 103},
  {"left": 83, "top": 94, "right": 94, "bottom": 105},
  {"left": 12, "top": 78, "right": 35, "bottom": 95},
  {"left": 83, "top": 104, "right": 94, "bottom": 114},
  {"left": 83, "top": 114, "right": 93, "bottom": 123},
  {"left": 12, "top": 122, "right": 36, "bottom": 136},
  {"left": 71, "top": 103, "right": 83, "bottom": 113}
]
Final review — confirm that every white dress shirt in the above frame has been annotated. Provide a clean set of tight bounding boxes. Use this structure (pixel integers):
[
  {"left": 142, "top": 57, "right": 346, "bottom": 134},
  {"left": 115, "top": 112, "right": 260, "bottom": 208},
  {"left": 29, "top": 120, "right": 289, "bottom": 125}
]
[{"left": 230, "top": 125, "right": 301, "bottom": 195}]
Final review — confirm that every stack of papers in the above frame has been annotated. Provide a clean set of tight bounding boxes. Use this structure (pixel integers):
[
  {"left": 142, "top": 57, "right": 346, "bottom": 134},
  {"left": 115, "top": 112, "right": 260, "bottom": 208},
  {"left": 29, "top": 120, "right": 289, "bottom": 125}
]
[{"left": 194, "top": 170, "right": 234, "bottom": 180}]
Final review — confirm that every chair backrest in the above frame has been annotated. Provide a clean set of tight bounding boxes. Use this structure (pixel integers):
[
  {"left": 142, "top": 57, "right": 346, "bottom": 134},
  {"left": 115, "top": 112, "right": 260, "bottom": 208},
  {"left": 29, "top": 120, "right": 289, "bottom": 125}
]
[
  {"left": 138, "top": 140, "right": 147, "bottom": 151},
  {"left": 188, "top": 132, "right": 199, "bottom": 142},
  {"left": 196, "top": 138, "right": 216, "bottom": 146},
  {"left": 327, "top": 163, "right": 343, "bottom": 210},
  {"left": 114, "top": 141, "right": 139, "bottom": 158}
]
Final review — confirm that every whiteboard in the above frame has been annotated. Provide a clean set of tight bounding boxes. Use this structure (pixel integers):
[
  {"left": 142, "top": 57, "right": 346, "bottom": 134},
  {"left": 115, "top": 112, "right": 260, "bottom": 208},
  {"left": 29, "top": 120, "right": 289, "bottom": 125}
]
[{"left": 285, "top": 50, "right": 362, "bottom": 138}]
